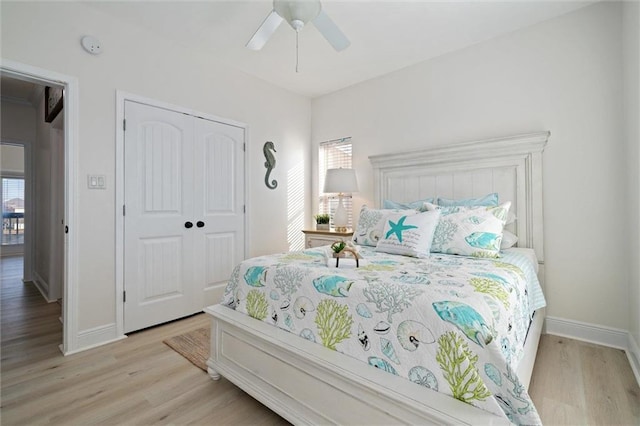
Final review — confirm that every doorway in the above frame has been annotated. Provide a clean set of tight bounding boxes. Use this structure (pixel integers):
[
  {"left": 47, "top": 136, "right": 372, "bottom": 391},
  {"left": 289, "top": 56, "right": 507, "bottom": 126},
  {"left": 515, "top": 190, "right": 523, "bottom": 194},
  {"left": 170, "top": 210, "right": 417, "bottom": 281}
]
[{"left": 1, "top": 60, "right": 78, "bottom": 354}]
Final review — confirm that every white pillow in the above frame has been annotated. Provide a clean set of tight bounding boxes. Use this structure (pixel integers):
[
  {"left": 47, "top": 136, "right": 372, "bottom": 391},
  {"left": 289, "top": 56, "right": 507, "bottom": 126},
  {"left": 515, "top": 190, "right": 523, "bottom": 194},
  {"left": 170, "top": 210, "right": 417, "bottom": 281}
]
[
  {"left": 352, "top": 206, "right": 417, "bottom": 247},
  {"left": 375, "top": 210, "right": 441, "bottom": 257},
  {"left": 500, "top": 230, "right": 518, "bottom": 249},
  {"left": 430, "top": 202, "right": 511, "bottom": 258},
  {"left": 383, "top": 198, "right": 434, "bottom": 210}
]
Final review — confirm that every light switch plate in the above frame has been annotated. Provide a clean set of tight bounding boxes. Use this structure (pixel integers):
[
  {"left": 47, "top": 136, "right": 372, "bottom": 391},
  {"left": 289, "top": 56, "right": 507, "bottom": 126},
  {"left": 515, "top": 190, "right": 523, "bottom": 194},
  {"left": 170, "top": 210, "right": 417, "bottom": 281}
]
[{"left": 88, "top": 175, "right": 106, "bottom": 189}]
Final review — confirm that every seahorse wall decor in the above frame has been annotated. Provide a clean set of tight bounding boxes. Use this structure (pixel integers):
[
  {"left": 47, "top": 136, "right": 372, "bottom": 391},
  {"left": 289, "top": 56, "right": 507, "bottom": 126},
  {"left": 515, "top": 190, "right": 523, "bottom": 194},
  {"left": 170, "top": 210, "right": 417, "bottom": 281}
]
[{"left": 263, "top": 141, "right": 278, "bottom": 190}]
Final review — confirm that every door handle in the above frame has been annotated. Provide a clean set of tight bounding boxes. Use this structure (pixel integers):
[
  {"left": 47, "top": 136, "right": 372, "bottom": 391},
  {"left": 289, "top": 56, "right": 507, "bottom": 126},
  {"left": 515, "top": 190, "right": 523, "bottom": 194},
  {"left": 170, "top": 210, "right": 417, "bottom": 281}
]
[
  {"left": 184, "top": 221, "right": 193, "bottom": 229},
  {"left": 196, "top": 221, "right": 205, "bottom": 228}
]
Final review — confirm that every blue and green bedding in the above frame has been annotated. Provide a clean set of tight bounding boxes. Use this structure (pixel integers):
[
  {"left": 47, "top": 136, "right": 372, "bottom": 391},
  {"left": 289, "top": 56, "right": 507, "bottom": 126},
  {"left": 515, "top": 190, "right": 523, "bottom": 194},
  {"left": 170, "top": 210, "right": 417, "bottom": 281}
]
[{"left": 221, "top": 246, "right": 545, "bottom": 425}]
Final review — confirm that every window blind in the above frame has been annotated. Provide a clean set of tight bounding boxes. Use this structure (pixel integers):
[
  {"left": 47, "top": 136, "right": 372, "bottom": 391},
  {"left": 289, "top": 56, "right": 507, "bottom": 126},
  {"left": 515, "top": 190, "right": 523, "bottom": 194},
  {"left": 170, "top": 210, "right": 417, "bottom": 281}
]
[
  {"left": 2, "top": 178, "right": 25, "bottom": 213},
  {"left": 318, "top": 138, "right": 354, "bottom": 229}
]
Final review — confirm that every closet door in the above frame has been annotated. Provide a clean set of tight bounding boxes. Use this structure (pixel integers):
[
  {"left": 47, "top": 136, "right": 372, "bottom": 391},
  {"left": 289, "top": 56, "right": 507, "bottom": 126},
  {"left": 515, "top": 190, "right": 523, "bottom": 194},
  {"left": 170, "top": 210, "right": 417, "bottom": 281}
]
[
  {"left": 123, "top": 100, "right": 246, "bottom": 333},
  {"left": 123, "top": 101, "right": 197, "bottom": 333},
  {"left": 193, "top": 118, "right": 245, "bottom": 307}
]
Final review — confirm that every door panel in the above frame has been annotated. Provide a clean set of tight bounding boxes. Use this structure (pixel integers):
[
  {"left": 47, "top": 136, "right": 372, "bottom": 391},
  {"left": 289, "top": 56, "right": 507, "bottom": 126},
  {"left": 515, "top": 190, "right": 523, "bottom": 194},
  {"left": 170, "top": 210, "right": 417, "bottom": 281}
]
[
  {"left": 124, "top": 101, "right": 196, "bottom": 333},
  {"left": 139, "top": 236, "right": 183, "bottom": 302},
  {"left": 141, "top": 123, "right": 183, "bottom": 213},
  {"left": 195, "top": 118, "right": 245, "bottom": 306},
  {"left": 204, "top": 232, "right": 235, "bottom": 290},
  {"left": 204, "top": 135, "right": 235, "bottom": 212}
]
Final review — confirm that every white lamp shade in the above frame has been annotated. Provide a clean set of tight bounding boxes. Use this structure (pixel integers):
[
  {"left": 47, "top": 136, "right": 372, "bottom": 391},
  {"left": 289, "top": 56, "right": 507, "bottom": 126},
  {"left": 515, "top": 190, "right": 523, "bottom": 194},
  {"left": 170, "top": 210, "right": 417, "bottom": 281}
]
[{"left": 323, "top": 168, "right": 359, "bottom": 194}]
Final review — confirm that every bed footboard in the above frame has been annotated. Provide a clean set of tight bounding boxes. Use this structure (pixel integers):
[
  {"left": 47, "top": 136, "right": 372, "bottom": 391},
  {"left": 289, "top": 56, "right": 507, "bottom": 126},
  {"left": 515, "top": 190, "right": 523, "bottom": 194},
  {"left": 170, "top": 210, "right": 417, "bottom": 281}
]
[{"left": 204, "top": 304, "right": 509, "bottom": 425}]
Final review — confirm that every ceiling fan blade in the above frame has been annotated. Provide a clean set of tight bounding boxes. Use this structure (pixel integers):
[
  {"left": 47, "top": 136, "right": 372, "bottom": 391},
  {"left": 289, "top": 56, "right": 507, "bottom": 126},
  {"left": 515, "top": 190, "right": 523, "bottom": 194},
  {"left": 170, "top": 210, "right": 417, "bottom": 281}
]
[
  {"left": 312, "top": 9, "right": 350, "bottom": 52},
  {"left": 246, "top": 10, "right": 284, "bottom": 51}
]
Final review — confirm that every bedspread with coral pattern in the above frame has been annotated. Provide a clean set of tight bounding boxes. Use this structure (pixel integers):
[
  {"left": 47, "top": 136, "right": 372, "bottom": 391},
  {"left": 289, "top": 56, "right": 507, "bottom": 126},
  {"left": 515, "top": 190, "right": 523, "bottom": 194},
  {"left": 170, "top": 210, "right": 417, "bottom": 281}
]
[{"left": 221, "top": 246, "right": 545, "bottom": 425}]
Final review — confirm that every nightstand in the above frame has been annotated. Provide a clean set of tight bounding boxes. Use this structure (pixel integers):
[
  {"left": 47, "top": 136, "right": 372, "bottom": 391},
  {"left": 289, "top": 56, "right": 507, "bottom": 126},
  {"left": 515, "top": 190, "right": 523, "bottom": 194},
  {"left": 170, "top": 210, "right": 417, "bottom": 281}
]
[{"left": 302, "top": 229, "right": 354, "bottom": 249}]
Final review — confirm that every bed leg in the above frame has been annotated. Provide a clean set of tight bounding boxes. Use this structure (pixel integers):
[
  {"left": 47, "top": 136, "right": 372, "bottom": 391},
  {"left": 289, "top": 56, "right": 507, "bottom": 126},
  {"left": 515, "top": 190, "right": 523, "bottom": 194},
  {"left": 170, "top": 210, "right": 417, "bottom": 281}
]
[
  {"left": 206, "top": 357, "right": 221, "bottom": 380},
  {"left": 208, "top": 366, "right": 221, "bottom": 380}
]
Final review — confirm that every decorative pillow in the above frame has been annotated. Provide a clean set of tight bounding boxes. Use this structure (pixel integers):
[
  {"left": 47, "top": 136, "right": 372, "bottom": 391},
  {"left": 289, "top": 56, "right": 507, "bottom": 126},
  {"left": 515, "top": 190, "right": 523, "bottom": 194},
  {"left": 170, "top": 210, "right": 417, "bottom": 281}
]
[
  {"left": 501, "top": 230, "right": 518, "bottom": 249},
  {"left": 437, "top": 193, "right": 499, "bottom": 207},
  {"left": 352, "top": 206, "right": 417, "bottom": 247},
  {"left": 383, "top": 197, "right": 434, "bottom": 211},
  {"left": 430, "top": 202, "right": 511, "bottom": 258},
  {"left": 375, "top": 210, "right": 441, "bottom": 257}
]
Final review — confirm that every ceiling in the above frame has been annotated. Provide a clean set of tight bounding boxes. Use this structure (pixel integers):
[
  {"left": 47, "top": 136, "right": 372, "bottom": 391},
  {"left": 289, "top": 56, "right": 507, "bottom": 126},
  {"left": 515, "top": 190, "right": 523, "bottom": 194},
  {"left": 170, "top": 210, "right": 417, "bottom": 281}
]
[
  {"left": 86, "top": 0, "right": 593, "bottom": 98},
  {"left": 73, "top": 2, "right": 594, "bottom": 98}
]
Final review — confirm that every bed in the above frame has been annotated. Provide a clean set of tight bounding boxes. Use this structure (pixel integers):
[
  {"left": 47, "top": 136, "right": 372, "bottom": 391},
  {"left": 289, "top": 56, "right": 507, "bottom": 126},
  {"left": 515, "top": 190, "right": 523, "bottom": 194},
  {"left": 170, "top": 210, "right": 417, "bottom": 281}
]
[{"left": 204, "top": 131, "right": 549, "bottom": 425}]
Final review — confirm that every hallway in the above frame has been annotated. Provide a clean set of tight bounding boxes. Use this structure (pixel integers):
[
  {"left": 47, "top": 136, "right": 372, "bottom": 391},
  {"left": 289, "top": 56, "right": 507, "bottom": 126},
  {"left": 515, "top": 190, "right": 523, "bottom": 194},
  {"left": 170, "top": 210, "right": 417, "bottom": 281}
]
[{"left": 1, "top": 255, "right": 61, "bottom": 366}]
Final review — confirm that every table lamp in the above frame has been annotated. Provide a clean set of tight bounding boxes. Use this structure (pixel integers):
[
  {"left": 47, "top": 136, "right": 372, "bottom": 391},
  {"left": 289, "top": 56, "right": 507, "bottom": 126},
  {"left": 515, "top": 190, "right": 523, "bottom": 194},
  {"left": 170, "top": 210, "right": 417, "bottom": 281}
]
[{"left": 323, "top": 168, "right": 359, "bottom": 232}]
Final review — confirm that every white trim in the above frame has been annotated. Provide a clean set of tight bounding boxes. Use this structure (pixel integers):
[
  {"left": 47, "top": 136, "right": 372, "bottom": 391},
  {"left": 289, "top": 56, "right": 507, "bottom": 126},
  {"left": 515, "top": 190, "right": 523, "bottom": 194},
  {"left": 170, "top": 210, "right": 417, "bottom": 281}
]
[
  {"left": 545, "top": 316, "right": 629, "bottom": 349},
  {"left": 545, "top": 317, "right": 640, "bottom": 387},
  {"left": 1, "top": 58, "right": 79, "bottom": 355},
  {"left": 114, "top": 91, "right": 249, "bottom": 337},
  {"left": 115, "top": 92, "right": 125, "bottom": 339},
  {"left": 628, "top": 333, "right": 640, "bottom": 387},
  {"left": 24, "top": 139, "right": 33, "bottom": 282},
  {"left": 64, "top": 323, "right": 126, "bottom": 355},
  {"left": 31, "top": 270, "right": 57, "bottom": 303}
]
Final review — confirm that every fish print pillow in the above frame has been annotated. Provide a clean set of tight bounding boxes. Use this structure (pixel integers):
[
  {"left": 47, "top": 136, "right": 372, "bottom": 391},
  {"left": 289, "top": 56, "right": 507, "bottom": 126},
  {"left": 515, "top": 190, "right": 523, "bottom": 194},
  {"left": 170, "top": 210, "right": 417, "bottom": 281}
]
[
  {"left": 427, "top": 201, "right": 511, "bottom": 258},
  {"left": 375, "top": 210, "right": 441, "bottom": 257},
  {"left": 352, "top": 205, "right": 417, "bottom": 247}
]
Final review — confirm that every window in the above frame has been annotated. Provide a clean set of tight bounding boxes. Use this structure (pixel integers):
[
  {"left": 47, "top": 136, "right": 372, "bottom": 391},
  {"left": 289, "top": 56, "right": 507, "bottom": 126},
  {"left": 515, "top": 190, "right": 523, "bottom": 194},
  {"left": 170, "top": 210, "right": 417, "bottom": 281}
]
[
  {"left": 318, "top": 137, "right": 354, "bottom": 229},
  {"left": 2, "top": 177, "right": 25, "bottom": 245}
]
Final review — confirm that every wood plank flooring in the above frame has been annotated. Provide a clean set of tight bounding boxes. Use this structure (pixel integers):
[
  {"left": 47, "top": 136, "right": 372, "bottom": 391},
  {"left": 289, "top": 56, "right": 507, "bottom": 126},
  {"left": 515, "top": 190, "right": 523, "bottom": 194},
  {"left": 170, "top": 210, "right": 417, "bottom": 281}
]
[{"left": 2, "top": 255, "right": 639, "bottom": 425}]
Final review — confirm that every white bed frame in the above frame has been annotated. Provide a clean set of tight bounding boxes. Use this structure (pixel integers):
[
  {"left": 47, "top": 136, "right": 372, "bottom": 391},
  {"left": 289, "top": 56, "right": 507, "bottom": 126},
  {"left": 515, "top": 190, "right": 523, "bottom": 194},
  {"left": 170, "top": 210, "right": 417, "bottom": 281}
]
[{"left": 205, "top": 131, "right": 549, "bottom": 425}]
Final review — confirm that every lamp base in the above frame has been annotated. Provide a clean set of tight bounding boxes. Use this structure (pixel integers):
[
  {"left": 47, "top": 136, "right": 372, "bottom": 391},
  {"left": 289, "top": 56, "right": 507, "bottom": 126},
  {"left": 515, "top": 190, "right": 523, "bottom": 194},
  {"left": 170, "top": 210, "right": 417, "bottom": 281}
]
[{"left": 333, "top": 194, "right": 348, "bottom": 232}]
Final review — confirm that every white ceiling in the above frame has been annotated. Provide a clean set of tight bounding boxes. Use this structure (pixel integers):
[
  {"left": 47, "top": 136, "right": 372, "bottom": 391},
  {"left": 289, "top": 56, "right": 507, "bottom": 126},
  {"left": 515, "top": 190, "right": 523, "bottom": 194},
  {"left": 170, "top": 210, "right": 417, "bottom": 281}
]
[
  {"left": 90, "top": 1, "right": 590, "bottom": 97},
  {"left": 89, "top": 0, "right": 593, "bottom": 97}
]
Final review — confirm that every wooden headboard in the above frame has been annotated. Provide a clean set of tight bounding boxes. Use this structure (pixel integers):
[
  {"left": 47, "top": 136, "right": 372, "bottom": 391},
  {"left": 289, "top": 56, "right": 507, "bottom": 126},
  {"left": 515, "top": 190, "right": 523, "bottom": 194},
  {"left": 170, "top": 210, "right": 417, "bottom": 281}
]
[{"left": 369, "top": 132, "right": 549, "bottom": 264}]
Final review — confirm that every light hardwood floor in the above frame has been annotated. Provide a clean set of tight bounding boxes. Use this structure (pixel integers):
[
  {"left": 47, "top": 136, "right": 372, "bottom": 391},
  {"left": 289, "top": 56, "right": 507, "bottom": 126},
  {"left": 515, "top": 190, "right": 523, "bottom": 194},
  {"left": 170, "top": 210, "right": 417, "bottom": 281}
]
[{"left": 1, "top": 255, "right": 639, "bottom": 425}]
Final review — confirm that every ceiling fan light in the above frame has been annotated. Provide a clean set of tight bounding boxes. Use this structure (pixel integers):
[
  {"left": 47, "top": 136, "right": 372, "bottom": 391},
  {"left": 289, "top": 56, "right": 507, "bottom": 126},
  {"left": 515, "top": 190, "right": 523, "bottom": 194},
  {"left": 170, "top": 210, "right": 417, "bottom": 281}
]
[
  {"left": 274, "top": 0, "right": 321, "bottom": 30},
  {"left": 291, "top": 19, "right": 305, "bottom": 32}
]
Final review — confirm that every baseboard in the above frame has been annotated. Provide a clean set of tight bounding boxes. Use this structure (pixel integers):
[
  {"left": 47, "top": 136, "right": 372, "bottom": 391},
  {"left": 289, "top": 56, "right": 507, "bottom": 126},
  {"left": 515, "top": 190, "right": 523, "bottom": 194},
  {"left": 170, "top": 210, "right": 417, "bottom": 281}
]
[
  {"left": 63, "top": 323, "right": 126, "bottom": 355},
  {"left": 545, "top": 316, "right": 628, "bottom": 349},
  {"left": 628, "top": 333, "right": 640, "bottom": 387},
  {"left": 31, "top": 271, "right": 57, "bottom": 303}
]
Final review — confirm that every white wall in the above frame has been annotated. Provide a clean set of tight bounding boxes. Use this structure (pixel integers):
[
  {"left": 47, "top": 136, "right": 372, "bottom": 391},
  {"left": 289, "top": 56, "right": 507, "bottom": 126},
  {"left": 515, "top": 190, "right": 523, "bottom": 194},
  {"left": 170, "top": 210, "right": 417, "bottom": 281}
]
[
  {"left": 0, "top": 101, "right": 36, "bottom": 147},
  {"left": 33, "top": 96, "right": 52, "bottom": 287},
  {"left": 31, "top": 94, "right": 64, "bottom": 299},
  {"left": 624, "top": 0, "right": 640, "bottom": 373},
  {"left": 0, "top": 144, "right": 25, "bottom": 174},
  {"left": 312, "top": 2, "right": 627, "bottom": 329},
  {"left": 1, "top": 2, "right": 311, "bottom": 335}
]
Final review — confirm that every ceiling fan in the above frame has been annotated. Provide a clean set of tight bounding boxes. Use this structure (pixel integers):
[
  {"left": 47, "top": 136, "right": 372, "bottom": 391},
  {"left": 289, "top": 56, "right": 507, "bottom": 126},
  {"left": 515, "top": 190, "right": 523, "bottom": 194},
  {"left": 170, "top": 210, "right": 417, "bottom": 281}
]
[{"left": 246, "top": 0, "right": 351, "bottom": 52}]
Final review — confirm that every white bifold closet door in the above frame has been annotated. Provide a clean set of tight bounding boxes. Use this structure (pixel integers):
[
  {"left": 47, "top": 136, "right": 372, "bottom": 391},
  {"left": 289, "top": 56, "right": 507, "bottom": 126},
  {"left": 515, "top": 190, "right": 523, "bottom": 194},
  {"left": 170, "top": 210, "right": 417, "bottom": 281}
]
[{"left": 123, "top": 100, "right": 244, "bottom": 333}]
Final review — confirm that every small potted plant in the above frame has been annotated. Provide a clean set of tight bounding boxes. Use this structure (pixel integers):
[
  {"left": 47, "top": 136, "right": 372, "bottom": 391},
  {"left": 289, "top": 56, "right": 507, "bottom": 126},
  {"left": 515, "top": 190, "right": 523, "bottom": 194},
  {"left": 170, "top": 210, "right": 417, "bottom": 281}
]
[{"left": 314, "top": 214, "right": 330, "bottom": 231}]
